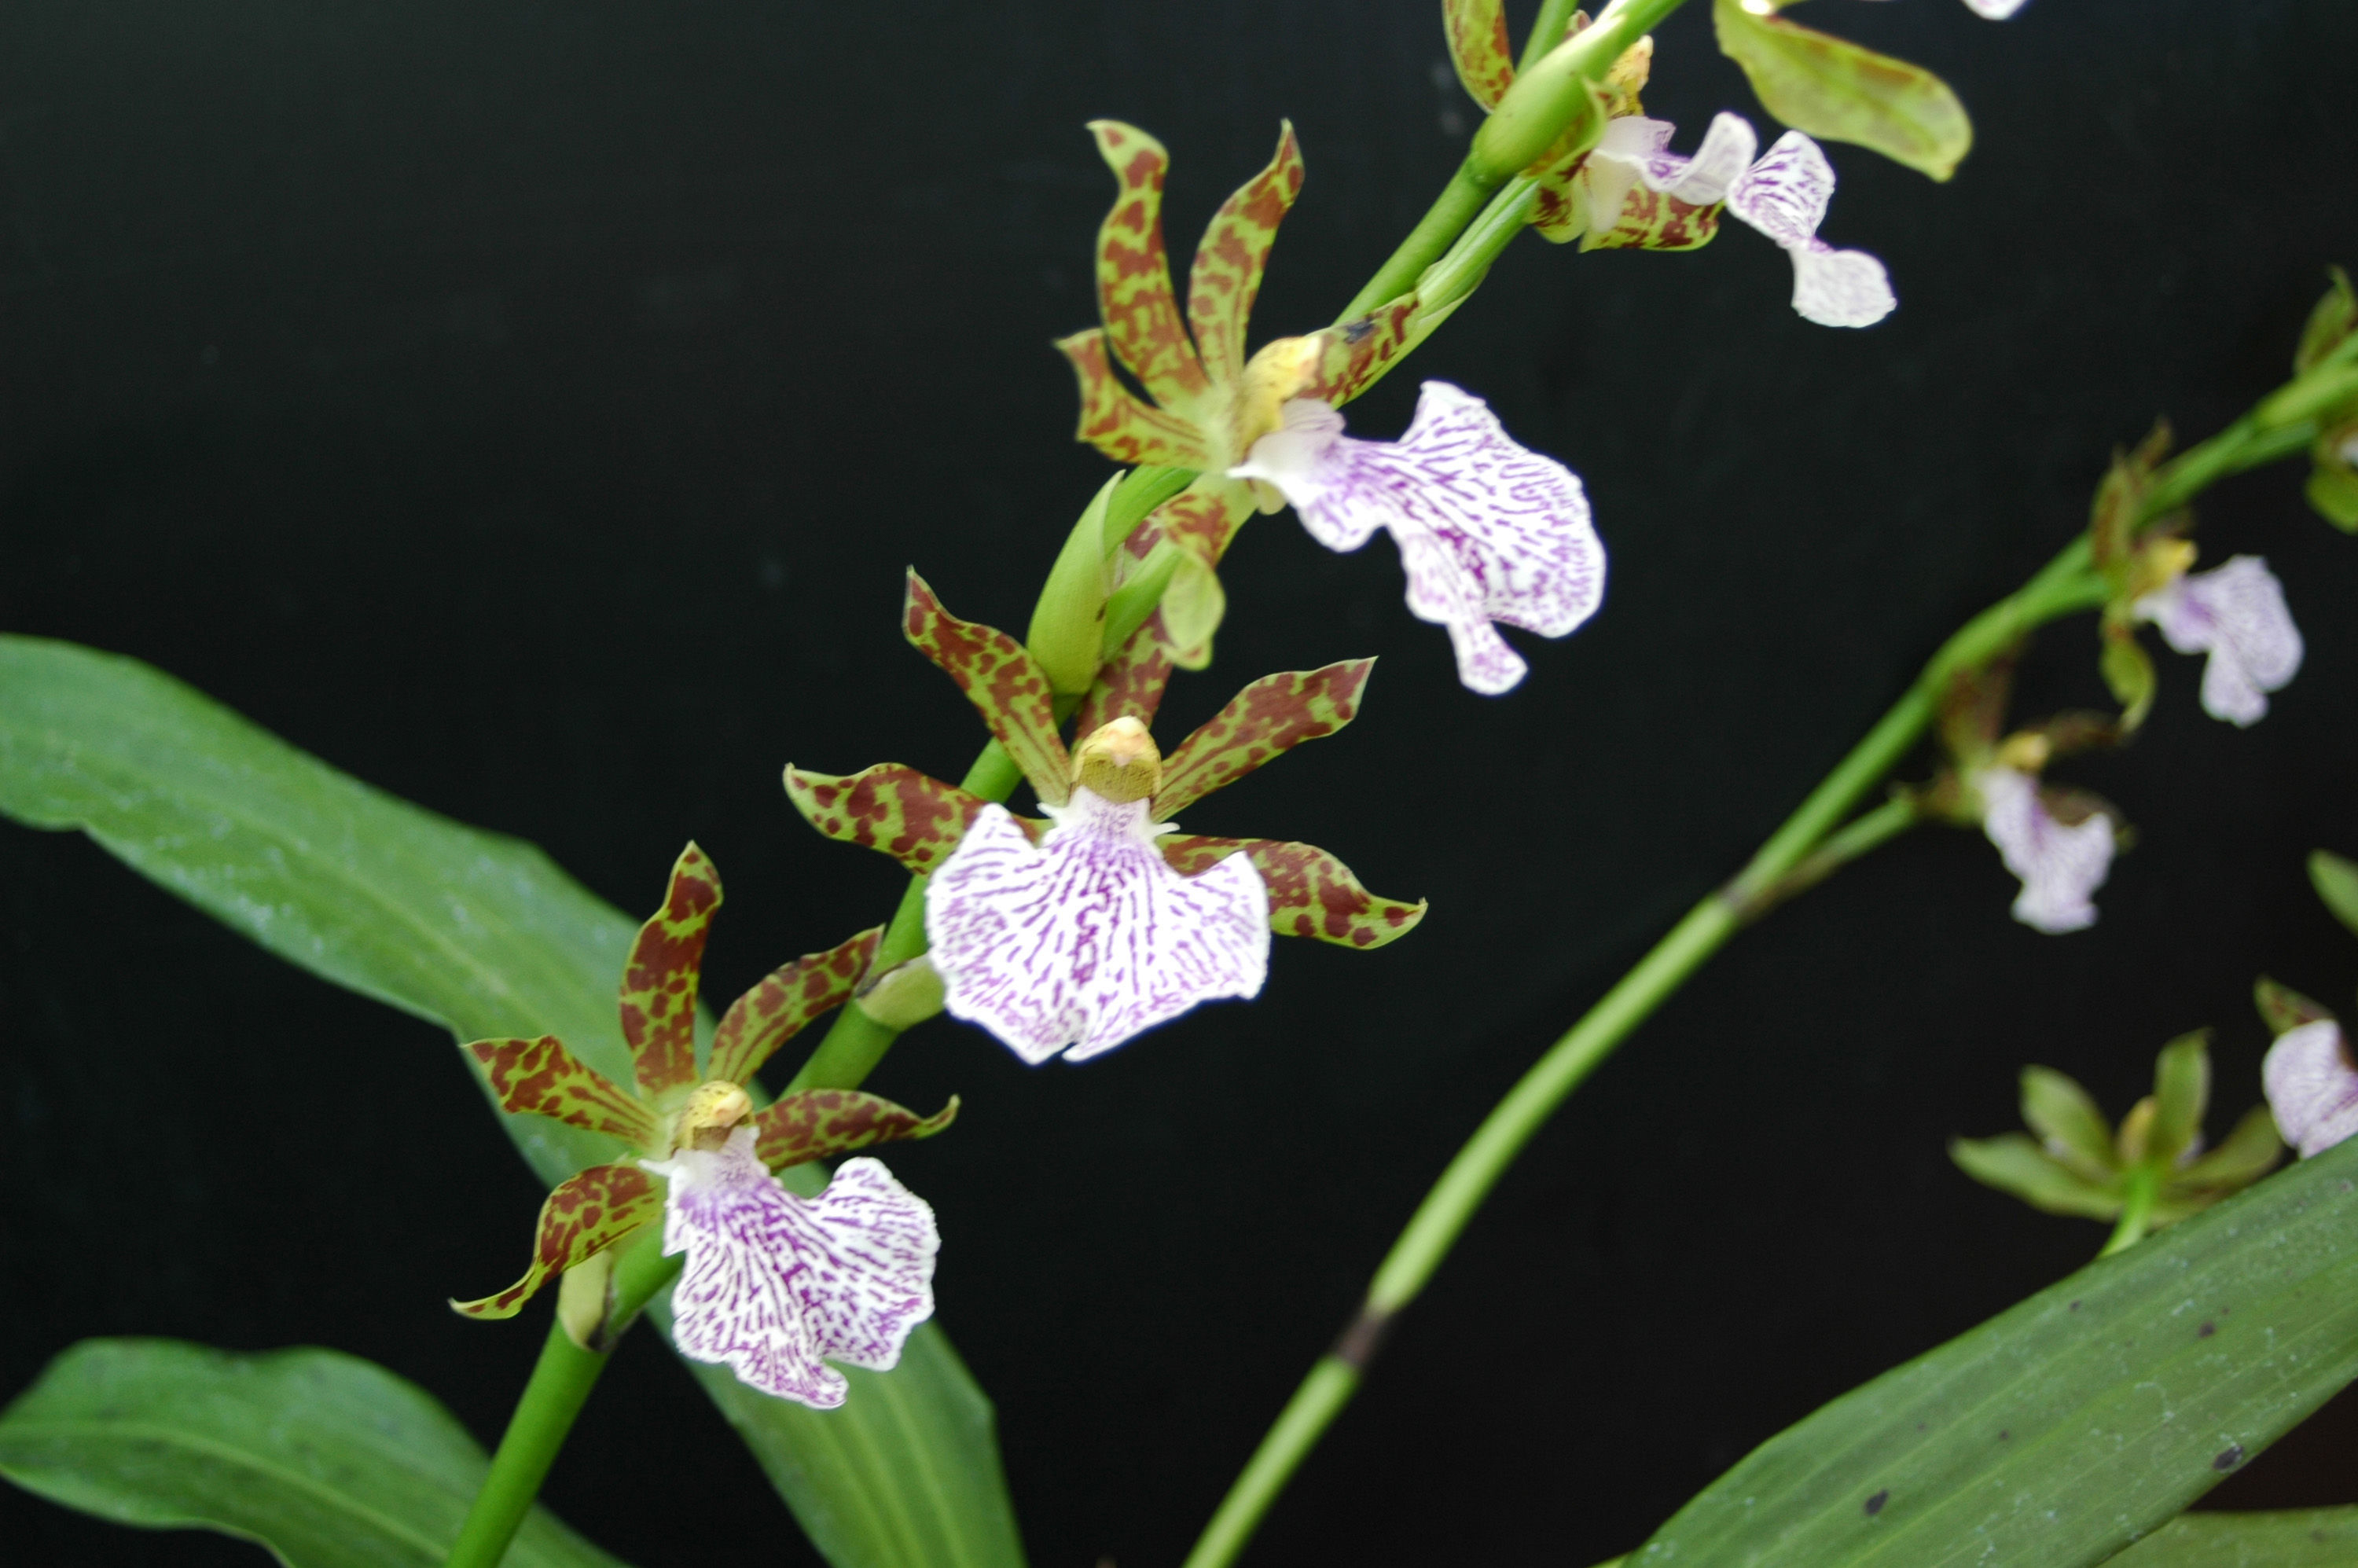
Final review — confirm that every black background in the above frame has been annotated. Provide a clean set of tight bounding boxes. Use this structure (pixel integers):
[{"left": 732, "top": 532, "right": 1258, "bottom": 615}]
[{"left": 5, "top": 1, "right": 2358, "bottom": 1564}]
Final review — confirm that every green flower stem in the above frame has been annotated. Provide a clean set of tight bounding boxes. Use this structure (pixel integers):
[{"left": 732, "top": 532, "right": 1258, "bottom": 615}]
[
  {"left": 1518, "top": 0, "right": 1586, "bottom": 75},
  {"left": 2102, "top": 1166, "right": 2163, "bottom": 1257},
  {"left": 1180, "top": 393, "right": 2313, "bottom": 1568}
]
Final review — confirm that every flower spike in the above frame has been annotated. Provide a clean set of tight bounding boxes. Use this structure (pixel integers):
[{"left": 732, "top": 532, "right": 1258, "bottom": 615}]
[
  {"left": 619, "top": 843, "right": 722, "bottom": 1100},
  {"left": 2132, "top": 555, "right": 2305, "bottom": 727},
  {"left": 453, "top": 1162, "right": 663, "bottom": 1320},
  {"left": 709, "top": 927, "right": 883, "bottom": 1085},
  {"left": 1230, "top": 383, "right": 1605, "bottom": 694},
  {"left": 649, "top": 1132, "right": 938, "bottom": 1409}
]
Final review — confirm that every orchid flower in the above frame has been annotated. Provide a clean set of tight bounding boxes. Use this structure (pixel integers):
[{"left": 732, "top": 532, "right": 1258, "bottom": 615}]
[
  {"left": 450, "top": 844, "right": 955, "bottom": 1409},
  {"left": 1051, "top": 120, "right": 1601, "bottom": 694},
  {"left": 2257, "top": 979, "right": 2358, "bottom": 1159},
  {"left": 1973, "top": 763, "right": 2117, "bottom": 935},
  {"left": 786, "top": 575, "right": 1423, "bottom": 1061},
  {"left": 2132, "top": 554, "right": 2305, "bottom": 726},
  {"left": 1228, "top": 385, "right": 1604, "bottom": 694}
]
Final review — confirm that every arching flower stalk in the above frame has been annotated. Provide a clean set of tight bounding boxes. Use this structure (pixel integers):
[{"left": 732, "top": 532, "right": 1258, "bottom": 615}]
[
  {"left": 451, "top": 844, "right": 955, "bottom": 1408},
  {"left": 1059, "top": 119, "right": 1603, "bottom": 695},
  {"left": 786, "top": 575, "right": 1424, "bottom": 1060}
]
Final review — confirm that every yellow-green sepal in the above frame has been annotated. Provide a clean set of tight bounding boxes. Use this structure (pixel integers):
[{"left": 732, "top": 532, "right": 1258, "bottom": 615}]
[{"left": 1710, "top": 0, "right": 1971, "bottom": 182}]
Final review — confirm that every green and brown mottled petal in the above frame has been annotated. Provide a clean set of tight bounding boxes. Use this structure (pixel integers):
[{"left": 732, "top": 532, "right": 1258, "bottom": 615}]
[
  {"left": 1582, "top": 186, "right": 1723, "bottom": 252},
  {"left": 1710, "top": 0, "right": 1972, "bottom": 183},
  {"left": 708, "top": 927, "right": 883, "bottom": 1086},
  {"left": 1185, "top": 123, "right": 1305, "bottom": 388},
  {"left": 903, "top": 572, "right": 1073, "bottom": 803},
  {"left": 1291, "top": 293, "right": 1423, "bottom": 410},
  {"left": 755, "top": 1089, "right": 961, "bottom": 1172},
  {"left": 1161, "top": 835, "right": 1425, "bottom": 949},
  {"left": 1128, "top": 473, "right": 1257, "bottom": 567},
  {"left": 1074, "top": 619, "right": 1177, "bottom": 737},
  {"left": 1087, "top": 119, "right": 1216, "bottom": 417},
  {"left": 1154, "top": 659, "right": 1374, "bottom": 819},
  {"left": 463, "top": 1034, "right": 662, "bottom": 1148},
  {"left": 1530, "top": 156, "right": 1588, "bottom": 243},
  {"left": 1442, "top": 0, "right": 1517, "bottom": 112},
  {"left": 619, "top": 843, "right": 721, "bottom": 1101},
  {"left": 1055, "top": 329, "right": 1215, "bottom": 468},
  {"left": 785, "top": 762, "right": 990, "bottom": 874},
  {"left": 450, "top": 1162, "right": 659, "bottom": 1320}
]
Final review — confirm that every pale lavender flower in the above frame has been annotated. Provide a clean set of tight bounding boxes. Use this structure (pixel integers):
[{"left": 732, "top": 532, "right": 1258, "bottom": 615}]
[
  {"left": 925, "top": 791, "right": 1270, "bottom": 1063},
  {"left": 1975, "top": 766, "right": 2115, "bottom": 934},
  {"left": 644, "top": 1128, "right": 936, "bottom": 1408},
  {"left": 2133, "top": 555, "right": 2304, "bottom": 727},
  {"left": 1625, "top": 112, "right": 1895, "bottom": 329},
  {"left": 1229, "top": 381, "right": 1605, "bottom": 694},
  {"left": 2263, "top": 1019, "right": 2358, "bottom": 1157},
  {"left": 1860, "top": 0, "right": 2029, "bottom": 19}
]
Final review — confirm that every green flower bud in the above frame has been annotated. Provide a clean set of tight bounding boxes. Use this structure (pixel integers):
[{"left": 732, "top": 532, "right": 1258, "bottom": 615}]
[
  {"left": 1027, "top": 476, "right": 1121, "bottom": 697},
  {"left": 1469, "top": 32, "right": 1607, "bottom": 182},
  {"left": 853, "top": 955, "right": 948, "bottom": 1032}
]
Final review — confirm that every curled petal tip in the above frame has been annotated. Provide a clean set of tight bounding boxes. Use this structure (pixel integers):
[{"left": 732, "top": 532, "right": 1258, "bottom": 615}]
[{"left": 1977, "top": 767, "right": 2114, "bottom": 935}]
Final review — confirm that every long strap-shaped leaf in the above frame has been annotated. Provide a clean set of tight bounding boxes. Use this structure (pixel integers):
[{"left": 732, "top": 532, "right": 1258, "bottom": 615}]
[
  {"left": 0, "top": 635, "right": 1027, "bottom": 1568},
  {"left": 0, "top": 1338, "right": 623, "bottom": 1568},
  {"left": 1633, "top": 1131, "right": 2358, "bottom": 1568}
]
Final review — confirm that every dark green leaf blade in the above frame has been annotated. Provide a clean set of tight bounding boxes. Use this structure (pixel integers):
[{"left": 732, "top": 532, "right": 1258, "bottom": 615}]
[
  {"left": 2114, "top": 1507, "right": 2358, "bottom": 1568},
  {"left": 0, "top": 1338, "right": 621, "bottom": 1568},
  {"left": 1635, "top": 1134, "right": 2358, "bottom": 1568},
  {"left": 0, "top": 636, "right": 1027, "bottom": 1568}
]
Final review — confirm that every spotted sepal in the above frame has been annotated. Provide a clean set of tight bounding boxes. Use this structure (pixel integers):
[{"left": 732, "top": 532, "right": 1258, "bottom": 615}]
[
  {"left": 619, "top": 843, "right": 722, "bottom": 1102},
  {"left": 1154, "top": 659, "right": 1374, "bottom": 818},
  {"left": 1185, "top": 123, "right": 1305, "bottom": 387},
  {"left": 1291, "top": 294, "right": 1423, "bottom": 410},
  {"left": 450, "top": 1162, "right": 660, "bottom": 1320},
  {"left": 1074, "top": 619, "right": 1178, "bottom": 737},
  {"left": 1581, "top": 184, "right": 1722, "bottom": 252},
  {"left": 785, "top": 762, "right": 992, "bottom": 874},
  {"left": 1056, "top": 329, "right": 1214, "bottom": 468},
  {"left": 463, "top": 1034, "right": 662, "bottom": 1149},
  {"left": 1161, "top": 835, "right": 1426, "bottom": 949},
  {"left": 904, "top": 572, "right": 1072, "bottom": 804},
  {"left": 1443, "top": 0, "right": 1517, "bottom": 112},
  {"left": 1087, "top": 120, "right": 1215, "bottom": 419},
  {"left": 1129, "top": 473, "right": 1258, "bottom": 567},
  {"left": 754, "top": 1089, "right": 961, "bottom": 1173},
  {"left": 709, "top": 927, "right": 883, "bottom": 1085}
]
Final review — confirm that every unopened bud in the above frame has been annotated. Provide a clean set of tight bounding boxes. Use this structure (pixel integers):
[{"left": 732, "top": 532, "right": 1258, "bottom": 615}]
[
  {"left": 1074, "top": 716, "right": 1162, "bottom": 803},
  {"left": 556, "top": 1248, "right": 616, "bottom": 1352},
  {"left": 854, "top": 954, "right": 947, "bottom": 1032},
  {"left": 1470, "top": 31, "right": 1608, "bottom": 182},
  {"left": 1027, "top": 476, "right": 1121, "bottom": 696}
]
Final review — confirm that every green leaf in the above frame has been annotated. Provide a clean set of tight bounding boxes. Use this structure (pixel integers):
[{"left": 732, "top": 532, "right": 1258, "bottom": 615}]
[
  {"left": 0, "top": 1338, "right": 623, "bottom": 1568},
  {"left": 2312, "top": 850, "right": 2358, "bottom": 941},
  {"left": 1710, "top": 0, "right": 1972, "bottom": 182},
  {"left": 1633, "top": 1132, "right": 2358, "bottom": 1568},
  {"left": 0, "top": 636, "right": 1027, "bottom": 1568},
  {"left": 2114, "top": 1507, "right": 2358, "bottom": 1568}
]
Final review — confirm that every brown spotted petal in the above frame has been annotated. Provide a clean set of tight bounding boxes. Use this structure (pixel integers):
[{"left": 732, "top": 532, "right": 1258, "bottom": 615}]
[
  {"left": 1087, "top": 120, "right": 1217, "bottom": 420},
  {"left": 619, "top": 843, "right": 722, "bottom": 1101},
  {"left": 1153, "top": 659, "right": 1374, "bottom": 819},
  {"left": 1185, "top": 123, "right": 1305, "bottom": 388},
  {"left": 1443, "top": 0, "right": 1517, "bottom": 112},
  {"left": 709, "top": 927, "right": 883, "bottom": 1086},
  {"left": 463, "top": 1034, "right": 662, "bottom": 1149},
  {"left": 1074, "top": 619, "right": 1178, "bottom": 737},
  {"left": 784, "top": 763, "right": 994, "bottom": 875},
  {"left": 1056, "top": 328, "right": 1215, "bottom": 468},
  {"left": 1289, "top": 294, "right": 1422, "bottom": 410},
  {"left": 754, "top": 1089, "right": 960, "bottom": 1172},
  {"left": 1127, "top": 473, "right": 1258, "bottom": 568},
  {"left": 1161, "top": 835, "right": 1425, "bottom": 949},
  {"left": 903, "top": 572, "right": 1071, "bottom": 804},
  {"left": 450, "top": 1162, "right": 660, "bottom": 1320}
]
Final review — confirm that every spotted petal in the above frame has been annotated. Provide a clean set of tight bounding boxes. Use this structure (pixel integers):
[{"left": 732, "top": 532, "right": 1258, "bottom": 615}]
[
  {"left": 1153, "top": 660, "right": 1373, "bottom": 819},
  {"left": 463, "top": 1034, "right": 661, "bottom": 1150},
  {"left": 903, "top": 573, "right": 1071, "bottom": 802},
  {"left": 785, "top": 762, "right": 996, "bottom": 875},
  {"left": 2264, "top": 1020, "right": 2358, "bottom": 1158},
  {"left": 1977, "top": 767, "right": 2114, "bottom": 935},
  {"left": 2134, "top": 555, "right": 2305, "bottom": 727},
  {"left": 709, "top": 927, "right": 882, "bottom": 1085},
  {"left": 620, "top": 843, "right": 722, "bottom": 1100},
  {"left": 1726, "top": 130, "right": 1894, "bottom": 328},
  {"left": 1074, "top": 621, "right": 1178, "bottom": 736},
  {"left": 1442, "top": 0, "right": 1516, "bottom": 112},
  {"left": 1186, "top": 123, "right": 1306, "bottom": 388},
  {"left": 924, "top": 792, "right": 1270, "bottom": 1064},
  {"left": 1056, "top": 328, "right": 1214, "bottom": 468},
  {"left": 649, "top": 1129, "right": 936, "bottom": 1408},
  {"left": 1161, "top": 835, "right": 1426, "bottom": 949},
  {"left": 1230, "top": 383, "right": 1605, "bottom": 695},
  {"left": 451, "top": 1162, "right": 660, "bottom": 1320},
  {"left": 755, "top": 1089, "right": 959, "bottom": 1172},
  {"left": 1087, "top": 121, "right": 1215, "bottom": 420}
]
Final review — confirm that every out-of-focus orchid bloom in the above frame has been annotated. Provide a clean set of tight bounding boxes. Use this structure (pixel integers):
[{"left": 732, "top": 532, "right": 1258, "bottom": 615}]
[
  {"left": 2264, "top": 1019, "right": 2358, "bottom": 1158},
  {"left": 1229, "top": 383, "right": 1604, "bottom": 694},
  {"left": 645, "top": 1129, "right": 938, "bottom": 1408},
  {"left": 1975, "top": 766, "right": 2116, "bottom": 934},
  {"left": 2133, "top": 555, "right": 2305, "bottom": 726}
]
